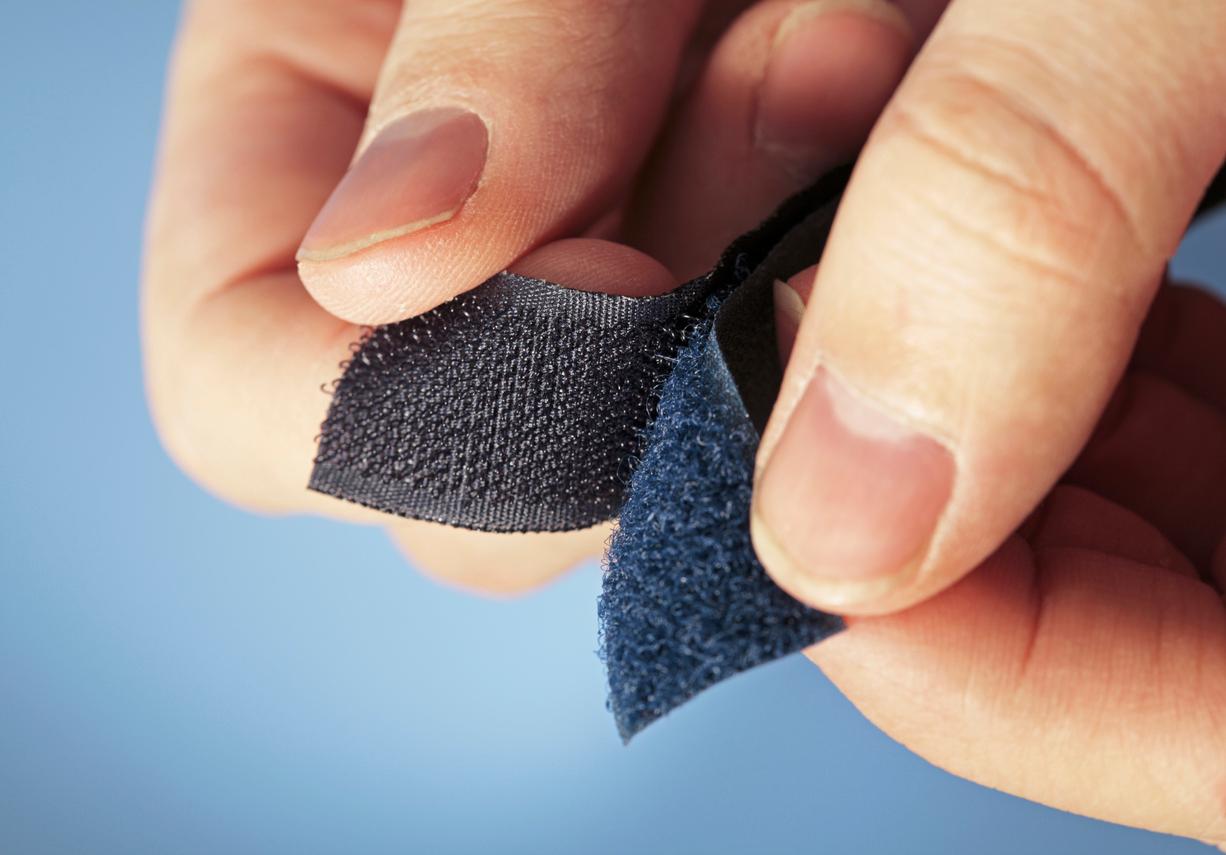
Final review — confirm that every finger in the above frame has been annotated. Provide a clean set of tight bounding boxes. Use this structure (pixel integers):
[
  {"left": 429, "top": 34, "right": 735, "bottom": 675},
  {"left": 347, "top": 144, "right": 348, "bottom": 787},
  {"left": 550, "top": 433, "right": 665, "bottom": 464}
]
[
  {"left": 1134, "top": 282, "right": 1226, "bottom": 413},
  {"left": 295, "top": 0, "right": 705, "bottom": 324},
  {"left": 810, "top": 498, "right": 1226, "bottom": 840},
  {"left": 144, "top": 0, "right": 389, "bottom": 511},
  {"left": 627, "top": 0, "right": 914, "bottom": 281},
  {"left": 751, "top": 0, "right": 1226, "bottom": 615},
  {"left": 1024, "top": 485, "right": 1198, "bottom": 579},
  {"left": 890, "top": 0, "right": 949, "bottom": 40},
  {"left": 508, "top": 239, "right": 677, "bottom": 297},
  {"left": 143, "top": 1, "right": 674, "bottom": 593},
  {"left": 1215, "top": 539, "right": 1226, "bottom": 594},
  {"left": 387, "top": 521, "right": 608, "bottom": 597},
  {"left": 1067, "top": 370, "right": 1226, "bottom": 571},
  {"left": 774, "top": 267, "right": 816, "bottom": 380}
]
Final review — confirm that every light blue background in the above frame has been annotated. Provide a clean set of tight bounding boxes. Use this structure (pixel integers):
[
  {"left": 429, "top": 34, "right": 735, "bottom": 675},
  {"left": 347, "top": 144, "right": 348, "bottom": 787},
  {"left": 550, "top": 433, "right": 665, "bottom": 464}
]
[{"left": 2, "top": 2, "right": 1222, "bottom": 853}]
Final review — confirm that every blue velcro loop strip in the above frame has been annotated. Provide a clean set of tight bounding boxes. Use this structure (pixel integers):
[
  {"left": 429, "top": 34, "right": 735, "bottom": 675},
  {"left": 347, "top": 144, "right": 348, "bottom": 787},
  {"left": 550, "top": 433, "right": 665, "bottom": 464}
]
[
  {"left": 600, "top": 180, "right": 847, "bottom": 740},
  {"left": 601, "top": 310, "right": 843, "bottom": 740}
]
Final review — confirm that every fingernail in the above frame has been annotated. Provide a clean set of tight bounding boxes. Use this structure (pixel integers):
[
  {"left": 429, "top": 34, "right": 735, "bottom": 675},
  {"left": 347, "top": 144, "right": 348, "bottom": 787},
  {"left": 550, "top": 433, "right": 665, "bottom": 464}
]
[
  {"left": 753, "top": 367, "right": 953, "bottom": 606},
  {"left": 773, "top": 275, "right": 807, "bottom": 362},
  {"left": 297, "top": 108, "right": 488, "bottom": 263},
  {"left": 755, "top": 0, "right": 911, "bottom": 172}
]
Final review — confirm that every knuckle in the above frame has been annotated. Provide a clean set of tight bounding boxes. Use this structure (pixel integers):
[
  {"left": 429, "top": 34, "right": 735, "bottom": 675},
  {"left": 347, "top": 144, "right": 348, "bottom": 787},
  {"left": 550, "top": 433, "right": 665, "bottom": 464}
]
[
  {"left": 146, "top": 357, "right": 222, "bottom": 500},
  {"left": 379, "top": 0, "right": 689, "bottom": 123},
  {"left": 143, "top": 306, "right": 301, "bottom": 516},
  {"left": 143, "top": 330, "right": 196, "bottom": 472},
  {"left": 878, "top": 49, "right": 1146, "bottom": 283},
  {"left": 145, "top": 341, "right": 234, "bottom": 505}
]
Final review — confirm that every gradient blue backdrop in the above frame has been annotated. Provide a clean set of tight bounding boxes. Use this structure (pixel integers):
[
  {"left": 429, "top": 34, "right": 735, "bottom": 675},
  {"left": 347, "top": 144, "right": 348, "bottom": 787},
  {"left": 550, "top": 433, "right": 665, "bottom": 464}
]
[{"left": 2, "top": 2, "right": 1222, "bottom": 853}]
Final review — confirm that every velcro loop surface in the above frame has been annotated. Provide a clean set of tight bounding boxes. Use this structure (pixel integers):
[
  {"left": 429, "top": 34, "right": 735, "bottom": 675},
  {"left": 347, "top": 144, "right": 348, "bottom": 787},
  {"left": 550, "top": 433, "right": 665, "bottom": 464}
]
[{"left": 600, "top": 181, "right": 847, "bottom": 739}]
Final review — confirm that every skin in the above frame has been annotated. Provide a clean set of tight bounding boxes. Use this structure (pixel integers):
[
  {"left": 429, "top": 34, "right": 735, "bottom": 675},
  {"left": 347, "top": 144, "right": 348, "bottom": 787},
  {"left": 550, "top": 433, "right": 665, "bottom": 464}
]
[{"left": 143, "top": 0, "right": 1226, "bottom": 844}]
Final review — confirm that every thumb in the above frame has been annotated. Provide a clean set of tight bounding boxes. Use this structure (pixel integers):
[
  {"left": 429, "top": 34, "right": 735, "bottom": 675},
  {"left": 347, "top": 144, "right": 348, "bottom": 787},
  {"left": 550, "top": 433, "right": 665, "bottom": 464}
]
[
  {"left": 295, "top": 0, "right": 702, "bottom": 324},
  {"left": 752, "top": 0, "right": 1226, "bottom": 615}
]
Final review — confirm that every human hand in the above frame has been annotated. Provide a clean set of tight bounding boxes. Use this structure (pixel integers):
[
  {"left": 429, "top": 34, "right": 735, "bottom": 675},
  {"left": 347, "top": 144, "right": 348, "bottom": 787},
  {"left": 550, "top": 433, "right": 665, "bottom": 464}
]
[
  {"left": 141, "top": 0, "right": 910, "bottom": 590},
  {"left": 751, "top": 0, "right": 1226, "bottom": 844},
  {"left": 144, "top": 0, "right": 1226, "bottom": 842}
]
